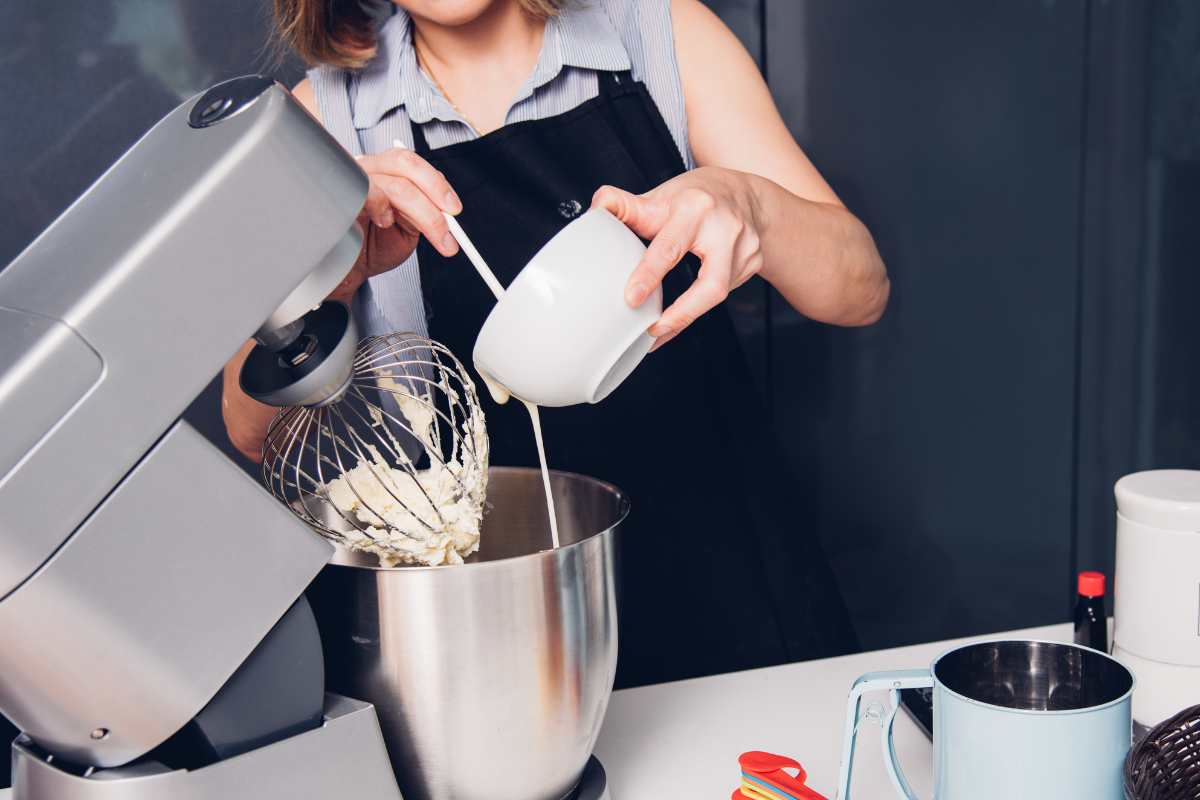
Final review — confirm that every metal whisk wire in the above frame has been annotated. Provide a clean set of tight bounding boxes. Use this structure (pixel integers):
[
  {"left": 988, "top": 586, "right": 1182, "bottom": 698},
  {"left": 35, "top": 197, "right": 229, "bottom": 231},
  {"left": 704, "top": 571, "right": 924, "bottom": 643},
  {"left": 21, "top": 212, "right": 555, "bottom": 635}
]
[{"left": 262, "top": 332, "right": 488, "bottom": 565}]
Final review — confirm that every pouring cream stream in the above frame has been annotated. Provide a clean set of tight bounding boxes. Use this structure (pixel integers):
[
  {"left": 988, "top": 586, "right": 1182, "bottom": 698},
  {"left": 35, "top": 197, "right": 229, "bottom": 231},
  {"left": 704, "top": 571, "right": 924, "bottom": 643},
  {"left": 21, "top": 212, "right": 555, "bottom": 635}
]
[{"left": 480, "top": 378, "right": 561, "bottom": 551}]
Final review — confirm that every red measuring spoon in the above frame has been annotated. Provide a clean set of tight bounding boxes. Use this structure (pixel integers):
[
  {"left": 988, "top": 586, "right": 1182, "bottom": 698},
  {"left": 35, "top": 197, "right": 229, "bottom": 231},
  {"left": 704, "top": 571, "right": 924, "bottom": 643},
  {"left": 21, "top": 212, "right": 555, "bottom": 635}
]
[{"left": 733, "top": 751, "right": 829, "bottom": 800}]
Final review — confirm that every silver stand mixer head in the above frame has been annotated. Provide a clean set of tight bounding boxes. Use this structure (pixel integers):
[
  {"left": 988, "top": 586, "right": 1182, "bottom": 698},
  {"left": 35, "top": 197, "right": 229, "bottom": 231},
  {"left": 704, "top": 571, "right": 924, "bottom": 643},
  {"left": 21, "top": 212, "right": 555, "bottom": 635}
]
[{"left": 0, "top": 74, "right": 401, "bottom": 800}]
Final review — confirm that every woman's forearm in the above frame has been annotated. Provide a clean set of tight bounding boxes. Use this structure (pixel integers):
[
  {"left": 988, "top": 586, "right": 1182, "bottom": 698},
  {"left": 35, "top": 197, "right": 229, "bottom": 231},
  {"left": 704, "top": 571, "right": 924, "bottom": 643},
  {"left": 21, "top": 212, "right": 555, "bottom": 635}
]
[
  {"left": 222, "top": 340, "right": 280, "bottom": 462},
  {"left": 751, "top": 174, "right": 889, "bottom": 327}
]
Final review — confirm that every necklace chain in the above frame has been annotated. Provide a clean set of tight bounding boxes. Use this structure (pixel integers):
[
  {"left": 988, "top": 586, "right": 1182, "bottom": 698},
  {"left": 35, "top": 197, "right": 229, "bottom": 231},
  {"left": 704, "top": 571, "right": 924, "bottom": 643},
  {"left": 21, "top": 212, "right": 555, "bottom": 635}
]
[{"left": 414, "top": 43, "right": 479, "bottom": 133}]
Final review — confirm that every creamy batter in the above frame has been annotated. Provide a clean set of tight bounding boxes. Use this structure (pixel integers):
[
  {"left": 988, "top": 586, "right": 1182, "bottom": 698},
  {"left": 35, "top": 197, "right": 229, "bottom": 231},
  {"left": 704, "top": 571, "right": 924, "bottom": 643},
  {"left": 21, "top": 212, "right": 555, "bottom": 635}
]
[
  {"left": 325, "top": 444, "right": 483, "bottom": 567},
  {"left": 324, "top": 373, "right": 489, "bottom": 567}
]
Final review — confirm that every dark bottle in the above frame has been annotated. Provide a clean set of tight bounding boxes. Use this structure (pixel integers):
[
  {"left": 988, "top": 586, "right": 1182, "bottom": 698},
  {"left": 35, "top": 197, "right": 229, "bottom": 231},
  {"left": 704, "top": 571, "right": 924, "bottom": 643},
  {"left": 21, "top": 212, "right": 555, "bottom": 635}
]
[{"left": 1074, "top": 571, "right": 1107, "bottom": 652}]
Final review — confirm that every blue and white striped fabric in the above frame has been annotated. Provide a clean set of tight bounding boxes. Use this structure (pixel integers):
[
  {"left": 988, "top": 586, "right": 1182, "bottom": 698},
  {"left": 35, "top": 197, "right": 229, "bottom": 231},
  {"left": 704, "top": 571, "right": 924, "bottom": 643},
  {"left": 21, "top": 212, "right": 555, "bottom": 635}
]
[{"left": 308, "top": 0, "right": 692, "bottom": 340}]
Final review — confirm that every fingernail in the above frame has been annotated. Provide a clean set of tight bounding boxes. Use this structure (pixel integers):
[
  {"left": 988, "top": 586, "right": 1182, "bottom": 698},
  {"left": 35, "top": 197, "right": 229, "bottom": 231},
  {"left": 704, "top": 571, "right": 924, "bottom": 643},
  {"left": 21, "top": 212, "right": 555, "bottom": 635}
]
[
  {"left": 625, "top": 282, "right": 646, "bottom": 307},
  {"left": 650, "top": 330, "right": 676, "bottom": 352},
  {"left": 442, "top": 232, "right": 459, "bottom": 254},
  {"left": 381, "top": 209, "right": 394, "bottom": 228},
  {"left": 446, "top": 191, "right": 462, "bottom": 214}
]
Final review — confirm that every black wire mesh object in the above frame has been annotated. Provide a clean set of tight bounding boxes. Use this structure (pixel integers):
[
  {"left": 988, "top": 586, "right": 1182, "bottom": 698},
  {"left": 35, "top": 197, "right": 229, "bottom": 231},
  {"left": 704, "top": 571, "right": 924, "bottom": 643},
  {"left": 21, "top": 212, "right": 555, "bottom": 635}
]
[{"left": 1125, "top": 705, "right": 1200, "bottom": 799}]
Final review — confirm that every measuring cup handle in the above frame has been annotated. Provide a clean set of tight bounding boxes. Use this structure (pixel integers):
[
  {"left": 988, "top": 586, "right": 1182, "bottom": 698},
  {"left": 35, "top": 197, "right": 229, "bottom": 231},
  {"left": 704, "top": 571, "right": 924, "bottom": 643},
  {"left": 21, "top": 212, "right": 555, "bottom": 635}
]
[
  {"left": 880, "top": 679, "right": 931, "bottom": 800},
  {"left": 835, "top": 669, "right": 932, "bottom": 800}
]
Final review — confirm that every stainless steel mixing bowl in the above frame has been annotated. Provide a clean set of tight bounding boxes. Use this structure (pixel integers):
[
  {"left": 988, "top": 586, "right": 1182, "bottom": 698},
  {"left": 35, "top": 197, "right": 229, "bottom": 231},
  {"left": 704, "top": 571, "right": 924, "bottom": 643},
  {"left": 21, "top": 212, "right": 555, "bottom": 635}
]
[{"left": 307, "top": 467, "right": 626, "bottom": 800}]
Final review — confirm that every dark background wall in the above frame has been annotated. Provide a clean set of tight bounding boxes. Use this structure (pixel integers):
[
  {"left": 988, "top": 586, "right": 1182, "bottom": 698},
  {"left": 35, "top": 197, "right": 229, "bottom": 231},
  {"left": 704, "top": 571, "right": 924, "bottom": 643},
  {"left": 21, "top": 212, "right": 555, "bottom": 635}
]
[
  {"left": 766, "top": 0, "right": 1090, "bottom": 647},
  {"left": 0, "top": 4, "right": 1197, "bottom": 775},
  {"left": 709, "top": 0, "right": 1200, "bottom": 649}
]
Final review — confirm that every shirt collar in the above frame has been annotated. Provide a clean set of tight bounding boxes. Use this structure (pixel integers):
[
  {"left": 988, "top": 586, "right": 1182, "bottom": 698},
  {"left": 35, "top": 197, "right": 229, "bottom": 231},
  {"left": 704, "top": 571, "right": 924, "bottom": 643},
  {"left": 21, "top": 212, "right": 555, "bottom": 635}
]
[{"left": 351, "top": 3, "right": 630, "bottom": 131}]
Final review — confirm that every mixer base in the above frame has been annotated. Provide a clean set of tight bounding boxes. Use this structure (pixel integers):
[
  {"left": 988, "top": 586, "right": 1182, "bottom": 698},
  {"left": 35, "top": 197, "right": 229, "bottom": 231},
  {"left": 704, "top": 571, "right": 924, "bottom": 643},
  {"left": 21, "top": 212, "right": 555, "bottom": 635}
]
[
  {"left": 569, "top": 756, "right": 611, "bottom": 800},
  {"left": 8, "top": 695, "right": 400, "bottom": 800}
]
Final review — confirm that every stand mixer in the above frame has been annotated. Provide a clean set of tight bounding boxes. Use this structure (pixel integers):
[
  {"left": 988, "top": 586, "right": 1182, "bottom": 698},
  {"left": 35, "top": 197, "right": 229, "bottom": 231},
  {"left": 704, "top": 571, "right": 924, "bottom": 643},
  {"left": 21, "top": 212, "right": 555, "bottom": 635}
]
[
  {"left": 0, "top": 75, "right": 399, "bottom": 799},
  {"left": 0, "top": 75, "right": 616, "bottom": 800}
]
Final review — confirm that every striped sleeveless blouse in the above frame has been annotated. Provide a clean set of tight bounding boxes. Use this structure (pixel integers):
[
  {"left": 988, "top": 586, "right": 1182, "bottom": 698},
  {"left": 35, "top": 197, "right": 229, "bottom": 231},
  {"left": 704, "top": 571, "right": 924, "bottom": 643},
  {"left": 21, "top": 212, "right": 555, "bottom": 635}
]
[{"left": 307, "top": 0, "right": 693, "bottom": 340}]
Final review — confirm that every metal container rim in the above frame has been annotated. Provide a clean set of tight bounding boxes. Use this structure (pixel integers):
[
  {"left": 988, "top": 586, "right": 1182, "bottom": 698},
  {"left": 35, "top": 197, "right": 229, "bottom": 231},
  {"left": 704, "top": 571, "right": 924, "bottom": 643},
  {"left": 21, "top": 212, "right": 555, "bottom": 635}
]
[
  {"left": 930, "top": 638, "right": 1136, "bottom": 717},
  {"left": 326, "top": 466, "right": 629, "bottom": 572}
]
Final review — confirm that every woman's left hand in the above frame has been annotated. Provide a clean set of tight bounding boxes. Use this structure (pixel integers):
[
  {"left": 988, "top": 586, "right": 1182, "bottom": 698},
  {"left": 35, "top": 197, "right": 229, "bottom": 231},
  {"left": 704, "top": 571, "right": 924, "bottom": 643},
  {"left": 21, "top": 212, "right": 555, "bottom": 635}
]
[{"left": 592, "top": 166, "right": 765, "bottom": 350}]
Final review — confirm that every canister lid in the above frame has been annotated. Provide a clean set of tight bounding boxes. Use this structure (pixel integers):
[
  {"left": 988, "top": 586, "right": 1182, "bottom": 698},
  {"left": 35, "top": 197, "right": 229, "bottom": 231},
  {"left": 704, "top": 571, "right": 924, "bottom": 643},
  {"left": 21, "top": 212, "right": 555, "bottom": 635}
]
[{"left": 1115, "top": 470, "right": 1200, "bottom": 531}]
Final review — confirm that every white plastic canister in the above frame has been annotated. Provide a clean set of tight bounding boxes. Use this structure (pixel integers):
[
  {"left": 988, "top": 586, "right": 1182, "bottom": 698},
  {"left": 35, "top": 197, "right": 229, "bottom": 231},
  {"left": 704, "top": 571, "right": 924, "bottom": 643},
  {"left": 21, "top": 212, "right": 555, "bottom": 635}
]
[{"left": 1113, "top": 469, "right": 1200, "bottom": 728}]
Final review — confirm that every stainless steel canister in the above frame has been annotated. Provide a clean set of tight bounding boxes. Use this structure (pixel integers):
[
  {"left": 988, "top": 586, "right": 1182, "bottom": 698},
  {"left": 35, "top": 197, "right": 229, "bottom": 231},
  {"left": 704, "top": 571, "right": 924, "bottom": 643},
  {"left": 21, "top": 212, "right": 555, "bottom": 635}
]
[{"left": 307, "top": 467, "right": 626, "bottom": 800}]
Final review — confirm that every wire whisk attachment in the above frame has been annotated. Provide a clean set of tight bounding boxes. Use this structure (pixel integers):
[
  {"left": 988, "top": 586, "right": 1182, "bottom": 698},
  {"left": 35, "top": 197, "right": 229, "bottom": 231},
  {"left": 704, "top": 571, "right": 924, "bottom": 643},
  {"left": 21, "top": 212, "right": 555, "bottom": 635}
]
[{"left": 262, "top": 333, "right": 489, "bottom": 566}]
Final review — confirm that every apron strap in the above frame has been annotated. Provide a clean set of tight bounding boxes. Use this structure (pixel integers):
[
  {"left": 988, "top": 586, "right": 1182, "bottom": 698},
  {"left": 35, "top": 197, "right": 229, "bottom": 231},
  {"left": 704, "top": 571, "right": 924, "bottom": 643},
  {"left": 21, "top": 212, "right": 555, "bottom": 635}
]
[
  {"left": 410, "top": 119, "right": 432, "bottom": 156},
  {"left": 598, "top": 69, "right": 635, "bottom": 99}
]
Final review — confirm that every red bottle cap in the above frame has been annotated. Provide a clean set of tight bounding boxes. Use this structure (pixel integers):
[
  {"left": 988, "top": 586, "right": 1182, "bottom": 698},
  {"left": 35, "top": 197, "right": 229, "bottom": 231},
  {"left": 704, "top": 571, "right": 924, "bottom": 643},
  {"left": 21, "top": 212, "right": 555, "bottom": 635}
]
[{"left": 1078, "top": 571, "right": 1106, "bottom": 598}]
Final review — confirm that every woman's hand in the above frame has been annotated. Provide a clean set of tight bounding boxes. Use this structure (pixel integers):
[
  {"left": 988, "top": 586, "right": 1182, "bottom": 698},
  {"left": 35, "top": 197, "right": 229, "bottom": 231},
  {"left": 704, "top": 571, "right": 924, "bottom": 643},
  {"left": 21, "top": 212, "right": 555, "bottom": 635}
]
[
  {"left": 592, "top": 167, "right": 765, "bottom": 350},
  {"left": 328, "top": 146, "right": 464, "bottom": 303}
]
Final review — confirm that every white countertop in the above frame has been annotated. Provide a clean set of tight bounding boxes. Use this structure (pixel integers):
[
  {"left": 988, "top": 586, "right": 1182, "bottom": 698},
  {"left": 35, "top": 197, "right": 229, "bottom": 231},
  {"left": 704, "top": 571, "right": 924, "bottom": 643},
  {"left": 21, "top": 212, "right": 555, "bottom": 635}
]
[
  {"left": 0, "top": 622, "right": 1071, "bottom": 800},
  {"left": 594, "top": 622, "right": 1071, "bottom": 799}
]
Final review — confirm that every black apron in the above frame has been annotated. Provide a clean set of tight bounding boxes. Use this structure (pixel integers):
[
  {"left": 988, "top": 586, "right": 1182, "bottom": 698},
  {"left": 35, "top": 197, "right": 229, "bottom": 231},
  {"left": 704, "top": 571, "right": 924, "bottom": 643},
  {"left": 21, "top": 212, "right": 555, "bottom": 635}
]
[{"left": 413, "top": 70, "right": 857, "bottom": 687}]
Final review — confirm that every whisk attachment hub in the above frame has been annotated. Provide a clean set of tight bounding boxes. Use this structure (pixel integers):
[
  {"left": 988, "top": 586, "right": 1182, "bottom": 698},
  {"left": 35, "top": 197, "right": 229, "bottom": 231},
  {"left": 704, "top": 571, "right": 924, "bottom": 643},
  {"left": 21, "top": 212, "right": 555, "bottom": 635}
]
[{"left": 240, "top": 301, "right": 358, "bottom": 408}]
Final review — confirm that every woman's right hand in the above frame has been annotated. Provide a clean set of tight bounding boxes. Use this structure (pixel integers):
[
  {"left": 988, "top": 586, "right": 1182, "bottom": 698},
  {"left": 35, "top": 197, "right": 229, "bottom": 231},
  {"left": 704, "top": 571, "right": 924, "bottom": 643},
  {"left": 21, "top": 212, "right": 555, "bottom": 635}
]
[{"left": 328, "top": 146, "right": 463, "bottom": 302}]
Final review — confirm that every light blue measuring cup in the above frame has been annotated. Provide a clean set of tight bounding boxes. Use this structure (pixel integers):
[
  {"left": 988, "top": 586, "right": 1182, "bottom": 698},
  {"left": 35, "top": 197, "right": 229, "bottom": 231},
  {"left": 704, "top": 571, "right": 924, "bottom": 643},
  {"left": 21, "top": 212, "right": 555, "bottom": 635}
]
[{"left": 835, "top": 639, "right": 1134, "bottom": 799}]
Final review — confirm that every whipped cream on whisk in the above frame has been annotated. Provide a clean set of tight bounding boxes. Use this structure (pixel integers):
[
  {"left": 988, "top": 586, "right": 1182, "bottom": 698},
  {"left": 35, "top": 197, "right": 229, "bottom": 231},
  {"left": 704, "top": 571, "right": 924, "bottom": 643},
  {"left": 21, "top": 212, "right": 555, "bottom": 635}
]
[
  {"left": 323, "top": 374, "right": 488, "bottom": 567},
  {"left": 325, "top": 444, "right": 483, "bottom": 566}
]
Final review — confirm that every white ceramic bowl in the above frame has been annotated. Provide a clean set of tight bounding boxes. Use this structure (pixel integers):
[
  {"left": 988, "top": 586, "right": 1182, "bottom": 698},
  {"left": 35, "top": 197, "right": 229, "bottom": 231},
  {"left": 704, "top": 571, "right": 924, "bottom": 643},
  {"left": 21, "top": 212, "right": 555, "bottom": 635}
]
[{"left": 473, "top": 208, "right": 662, "bottom": 407}]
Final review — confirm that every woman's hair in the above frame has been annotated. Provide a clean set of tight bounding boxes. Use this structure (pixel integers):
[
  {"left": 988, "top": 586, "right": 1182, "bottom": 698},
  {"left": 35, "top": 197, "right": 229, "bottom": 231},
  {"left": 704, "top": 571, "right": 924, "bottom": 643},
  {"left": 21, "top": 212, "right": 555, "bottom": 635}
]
[{"left": 273, "top": 0, "right": 567, "bottom": 69}]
